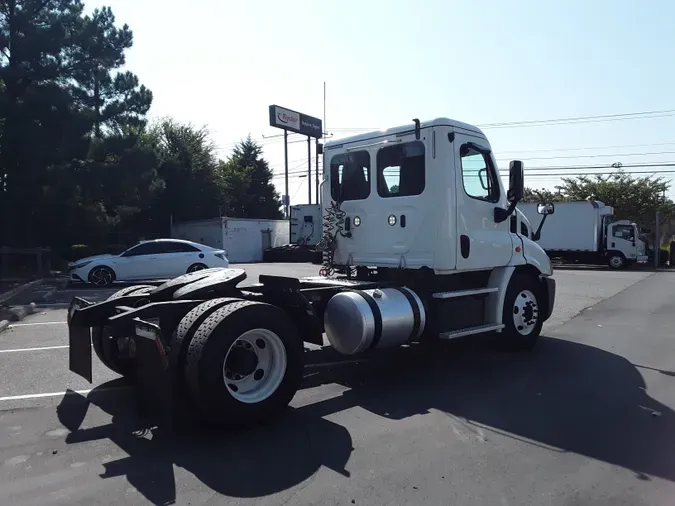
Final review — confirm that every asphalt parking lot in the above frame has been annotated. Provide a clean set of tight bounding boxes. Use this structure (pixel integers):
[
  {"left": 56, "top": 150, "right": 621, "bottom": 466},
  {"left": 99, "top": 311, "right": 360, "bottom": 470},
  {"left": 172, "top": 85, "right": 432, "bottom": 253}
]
[{"left": 1, "top": 264, "right": 675, "bottom": 505}]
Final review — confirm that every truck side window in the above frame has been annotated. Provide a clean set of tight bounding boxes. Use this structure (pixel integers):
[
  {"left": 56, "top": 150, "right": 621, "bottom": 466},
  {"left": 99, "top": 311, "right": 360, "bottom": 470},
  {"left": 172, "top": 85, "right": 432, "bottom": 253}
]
[
  {"left": 521, "top": 221, "right": 529, "bottom": 237},
  {"left": 330, "top": 151, "right": 371, "bottom": 201},
  {"left": 460, "top": 144, "right": 499, "bottom": 203},
  {"left": 613, "top": 224, "right": 635, "bottom": 241},
  {"left": 376, "top": 141, "right": 425, "bottom": 198}
]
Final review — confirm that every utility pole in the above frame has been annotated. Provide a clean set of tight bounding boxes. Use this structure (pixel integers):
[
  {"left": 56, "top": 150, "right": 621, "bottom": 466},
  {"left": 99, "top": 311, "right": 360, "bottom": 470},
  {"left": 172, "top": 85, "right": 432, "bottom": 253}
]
[
  {"left": 654, "top": 210, "right": 661, "bottom": 269},
  {"left": 307, "top": 136, "right": 312, "bottom": 204}
]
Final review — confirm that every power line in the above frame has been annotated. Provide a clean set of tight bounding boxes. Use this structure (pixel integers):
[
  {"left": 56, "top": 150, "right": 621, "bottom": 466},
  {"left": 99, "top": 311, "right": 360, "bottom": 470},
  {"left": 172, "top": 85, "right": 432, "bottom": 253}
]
[
  {"left": 495, "top": 150, "right": 675, "bottom": 162},
  {"left": 498, "top": 141, "right": 675, "bottom": 155},
  {"left": 329, "top": 107, "right": 675, "bottom": 134}
]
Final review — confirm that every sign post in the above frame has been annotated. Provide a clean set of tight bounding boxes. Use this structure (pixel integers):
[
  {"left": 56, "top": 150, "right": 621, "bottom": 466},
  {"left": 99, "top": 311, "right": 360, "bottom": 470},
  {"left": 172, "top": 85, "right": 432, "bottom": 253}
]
[{"left": 268, "top": 105, "right": 323, "bottom": 217}]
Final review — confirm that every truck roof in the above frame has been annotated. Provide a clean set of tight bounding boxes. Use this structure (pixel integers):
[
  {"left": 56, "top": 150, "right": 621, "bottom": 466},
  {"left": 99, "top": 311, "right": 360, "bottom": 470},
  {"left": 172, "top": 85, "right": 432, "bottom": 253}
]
[{"left": 324, "top": 117, "right": 486, "bottom": 149}]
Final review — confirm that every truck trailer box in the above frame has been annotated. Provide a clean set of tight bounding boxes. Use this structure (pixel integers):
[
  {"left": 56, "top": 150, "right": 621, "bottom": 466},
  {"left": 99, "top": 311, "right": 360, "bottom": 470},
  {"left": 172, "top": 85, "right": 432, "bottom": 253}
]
[{"left": 518, "top": 201, "right": 613, "bottom": 252}]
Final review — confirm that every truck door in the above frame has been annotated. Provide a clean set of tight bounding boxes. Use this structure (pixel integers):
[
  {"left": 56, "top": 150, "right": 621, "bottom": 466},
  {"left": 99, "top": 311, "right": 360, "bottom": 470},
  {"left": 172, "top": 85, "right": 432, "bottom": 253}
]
[
  {"left": 608, "top": 223, "right": 638, "bottom": 260},
  {"left": 453, "top": 133, "right": 514, "bottom": 270}
]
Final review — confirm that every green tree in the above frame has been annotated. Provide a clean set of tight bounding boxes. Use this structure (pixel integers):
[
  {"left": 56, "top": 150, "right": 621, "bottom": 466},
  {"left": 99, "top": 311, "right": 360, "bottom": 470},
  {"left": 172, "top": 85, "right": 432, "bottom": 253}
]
[
  {"left": 69, "top": 7, "right": 152, "bottom": 137},
  {"left": 147, "top": 118, "right": 225, "bottom": 232},
  {"left": 524, "top": 171, "right": 673, "bottom": 227},
  {"left": 522, "top": 187, "right": 566, "bottom": 203},
  {"left": 221, "top": 136, "right": 283, "bottom": 219}
]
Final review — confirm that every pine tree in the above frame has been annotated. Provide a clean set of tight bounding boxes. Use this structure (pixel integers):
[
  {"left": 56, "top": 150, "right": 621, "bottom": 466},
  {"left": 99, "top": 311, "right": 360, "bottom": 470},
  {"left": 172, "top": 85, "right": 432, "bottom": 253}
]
[{"left": 222, "top": 136, "right": 283, "bottom": 219}]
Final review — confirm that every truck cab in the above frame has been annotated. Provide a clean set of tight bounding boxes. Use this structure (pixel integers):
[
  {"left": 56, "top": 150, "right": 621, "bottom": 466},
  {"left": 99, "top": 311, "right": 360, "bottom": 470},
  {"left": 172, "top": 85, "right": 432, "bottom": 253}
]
[
  {"left": 320, "top": 118, "right": 556, "bottom": 349},
  {"left": 322, "top": 118, "right": 552, "bottom": 275},
  {"left": 606, "top": 220, "right": 648, "bottom": 267}
]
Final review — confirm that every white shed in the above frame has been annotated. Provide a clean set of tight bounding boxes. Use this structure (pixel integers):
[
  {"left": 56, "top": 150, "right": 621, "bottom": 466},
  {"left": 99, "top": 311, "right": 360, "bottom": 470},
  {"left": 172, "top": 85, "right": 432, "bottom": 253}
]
[{"left": 171, "top": 217, "right": 290, "bottom": 263}]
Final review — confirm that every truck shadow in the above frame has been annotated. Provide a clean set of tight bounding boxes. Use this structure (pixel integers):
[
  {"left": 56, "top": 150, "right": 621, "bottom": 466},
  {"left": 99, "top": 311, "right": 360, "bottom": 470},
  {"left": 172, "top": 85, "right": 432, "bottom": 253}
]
[{"left": 56, "top": 335, "right": 675, "bottom": 505}]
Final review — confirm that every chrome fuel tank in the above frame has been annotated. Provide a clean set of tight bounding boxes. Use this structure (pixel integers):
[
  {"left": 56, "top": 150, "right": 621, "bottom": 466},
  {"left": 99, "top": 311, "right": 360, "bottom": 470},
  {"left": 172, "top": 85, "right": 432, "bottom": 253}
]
[{"left": 323, "top": 287, "right": 426, "bottom": 355}]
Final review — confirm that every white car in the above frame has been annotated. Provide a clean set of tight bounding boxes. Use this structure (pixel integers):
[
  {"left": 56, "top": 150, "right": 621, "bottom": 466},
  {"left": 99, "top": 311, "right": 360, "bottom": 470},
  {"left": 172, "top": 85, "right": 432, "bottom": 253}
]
[{"left": 68, "top": 239, "right": 230, "bottom": 287}]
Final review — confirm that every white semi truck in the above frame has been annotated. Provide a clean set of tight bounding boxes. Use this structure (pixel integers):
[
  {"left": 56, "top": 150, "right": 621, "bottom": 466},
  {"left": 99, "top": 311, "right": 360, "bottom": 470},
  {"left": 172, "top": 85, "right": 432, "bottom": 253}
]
[
  {"left": 66, "top": 117, "right": 557, "bottom": 429},
  {"left": 518, "top": 200, "right": 648, "bottom": 269}
]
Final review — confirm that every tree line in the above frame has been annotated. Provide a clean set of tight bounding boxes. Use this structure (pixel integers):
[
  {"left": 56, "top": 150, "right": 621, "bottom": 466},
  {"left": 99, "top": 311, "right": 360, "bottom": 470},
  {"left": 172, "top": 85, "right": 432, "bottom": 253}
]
[{"left": 0, "top": 0, "right": 282, "bottom": 260}]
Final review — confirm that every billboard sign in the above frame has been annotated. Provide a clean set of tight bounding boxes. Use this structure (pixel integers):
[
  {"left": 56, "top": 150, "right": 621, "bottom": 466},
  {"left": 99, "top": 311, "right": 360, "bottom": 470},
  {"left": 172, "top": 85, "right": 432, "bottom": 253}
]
[{"left": 269, "top": 104, "right": 323, "bottom": 139}]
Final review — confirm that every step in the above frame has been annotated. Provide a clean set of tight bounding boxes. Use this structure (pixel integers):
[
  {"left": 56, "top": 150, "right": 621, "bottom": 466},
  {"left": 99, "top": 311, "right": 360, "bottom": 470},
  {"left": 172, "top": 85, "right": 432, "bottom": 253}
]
[
  {"left": 432, "top": 287, "right": 498, "bottom": 299},
  {"left": 439, "top": 323, "right": 505, "bottom": 340}
]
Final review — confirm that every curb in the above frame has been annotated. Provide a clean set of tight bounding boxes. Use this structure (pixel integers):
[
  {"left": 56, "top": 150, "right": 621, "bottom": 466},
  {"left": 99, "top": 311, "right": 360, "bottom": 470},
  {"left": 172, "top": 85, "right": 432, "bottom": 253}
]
[
  {"left": 0, "top": 302, "right": 37, "bottom": 334},
  {"left": 0, "top": 278, "right": 44, "bottom": 305}
]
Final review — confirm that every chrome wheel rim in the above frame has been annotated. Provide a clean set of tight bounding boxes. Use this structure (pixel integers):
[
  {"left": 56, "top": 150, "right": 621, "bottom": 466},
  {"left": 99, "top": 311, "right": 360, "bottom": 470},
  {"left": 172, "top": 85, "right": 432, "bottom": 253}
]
[
  {"left": 222, "top": 329, "right": 287, "bottom": 404},
  {"left": 90, "top": 268, "right": 113, "bottom": 286},
  {"left": 188, "top": 264, "right": 206, "bottom": 273},
  {"left": 512, "top": 289, "right": 539, "bottom": 336}
]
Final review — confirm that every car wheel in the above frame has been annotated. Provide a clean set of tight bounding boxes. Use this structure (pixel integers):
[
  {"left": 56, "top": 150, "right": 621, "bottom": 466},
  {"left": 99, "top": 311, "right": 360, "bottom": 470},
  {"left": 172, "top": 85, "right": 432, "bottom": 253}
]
[
  {"left": 88, "top": 266, "right": 115, "bottom": 287},
  {"left": 187, "top": 263, "right": 208, "bottom": 273}
]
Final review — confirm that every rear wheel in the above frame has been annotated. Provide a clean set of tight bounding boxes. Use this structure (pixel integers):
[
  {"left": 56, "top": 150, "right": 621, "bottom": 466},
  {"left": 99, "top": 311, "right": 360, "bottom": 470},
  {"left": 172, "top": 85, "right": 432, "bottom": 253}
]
[
  {"left": 184, "top": 301, "right": 304, "bottom": 428},
  {"left": 187, "top": 263, "right": 208, "bottom": 273},
  {"left": 91, "top": 284, "right": 154, "bottom": 376},
  {"left": 498, "top": 273, "right": 543, "bottom": 352},
  {"left": 168, "top": 297, "right": 242, "bottom": 392}
]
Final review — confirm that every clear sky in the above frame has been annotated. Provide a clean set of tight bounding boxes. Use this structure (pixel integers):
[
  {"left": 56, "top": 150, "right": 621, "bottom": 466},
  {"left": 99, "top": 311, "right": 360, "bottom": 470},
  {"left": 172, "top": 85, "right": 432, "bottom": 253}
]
[{"left": 86, "top": 0, "right": 675, "bottom": 206}]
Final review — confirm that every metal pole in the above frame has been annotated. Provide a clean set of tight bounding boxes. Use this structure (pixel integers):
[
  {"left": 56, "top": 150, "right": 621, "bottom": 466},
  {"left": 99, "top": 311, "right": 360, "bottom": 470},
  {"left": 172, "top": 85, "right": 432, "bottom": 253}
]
[
  {"left": 315, "top": 139, "right": 320, "bottom": 205},
  {"left": 284, "top": 130, "right": 289, "bottom": 218},
  {"left": 655, "top": 210, "right": 661, "bottom": 268},
  {"left": 307, "top": 136, "right": 312, "bottom": 204}
]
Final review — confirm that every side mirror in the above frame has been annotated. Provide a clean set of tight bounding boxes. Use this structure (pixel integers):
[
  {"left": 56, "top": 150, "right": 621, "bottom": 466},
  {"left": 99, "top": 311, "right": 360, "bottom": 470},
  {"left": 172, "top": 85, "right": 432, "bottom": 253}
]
[
  {"left": 508, "top": 160, "right": 524, "bottom": 203},
  {"left": 532, "top": 202, "right": 555, "bottom": 241},
  {"left": 537, "top": 202, "right": 555, "bottom": 215}
]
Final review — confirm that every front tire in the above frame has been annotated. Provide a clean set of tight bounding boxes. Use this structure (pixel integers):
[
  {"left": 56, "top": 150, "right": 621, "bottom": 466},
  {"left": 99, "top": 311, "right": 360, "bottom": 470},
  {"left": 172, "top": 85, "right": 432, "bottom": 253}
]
[
  {"left": 608, "top": 253, "right": 625, "bottom": 269},
  {"left": 88, "top": 266, "right": 115, "bottom": 287},
  {"left": 184, "top": 300, "right": 304, "bottom": 428},
  {"left": 498, "top": 274, "right": 543, "bottom": 351}
]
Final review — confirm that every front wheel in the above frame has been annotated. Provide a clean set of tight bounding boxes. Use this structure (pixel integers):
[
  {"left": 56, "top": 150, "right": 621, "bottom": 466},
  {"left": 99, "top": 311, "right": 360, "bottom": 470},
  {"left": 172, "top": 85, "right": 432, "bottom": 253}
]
[
  {"left": 88, "top": 266, "right": 115, "bottom": 287},
  {"left": 498, "top": 274, "right": 544, "bottom": 351},
  {"left": 607, "top": 253, "right": 625, "bottom": 269},
  {"left": 184, "top": 300, "right": 304, "bottom": 428}
]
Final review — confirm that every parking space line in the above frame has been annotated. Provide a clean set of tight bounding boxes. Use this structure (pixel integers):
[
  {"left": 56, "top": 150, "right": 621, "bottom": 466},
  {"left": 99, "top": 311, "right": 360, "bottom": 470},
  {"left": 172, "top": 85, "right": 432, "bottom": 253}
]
[
  {"left": 0, "top": 345, "right": 69, "bottom": 353},
  {"left": 9, "top": 321, "right": 66, "bottom": 327},
  {"left": 0, "top": 386, "right": 130, "bottom": 402}
]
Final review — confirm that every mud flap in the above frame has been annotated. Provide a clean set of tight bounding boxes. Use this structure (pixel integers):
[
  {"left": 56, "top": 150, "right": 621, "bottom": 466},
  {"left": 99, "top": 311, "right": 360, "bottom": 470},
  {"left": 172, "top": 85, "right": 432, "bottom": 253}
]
[
  {"left": 133, "top": 318, "right": 174, "bottom": 419},
  {"left": 68, "top": 297, "right": 94, "bottom": 383}
]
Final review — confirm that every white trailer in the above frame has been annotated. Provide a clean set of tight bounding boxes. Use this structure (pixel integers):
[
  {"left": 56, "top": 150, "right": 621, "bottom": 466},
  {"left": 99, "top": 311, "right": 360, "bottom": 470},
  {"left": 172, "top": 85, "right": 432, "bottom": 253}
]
[
  {"left": 517, "top": 200, "right": 648, "bottom": 269},
  {"left": 67, "top": 117, "right": 557, "bottom": 429}
]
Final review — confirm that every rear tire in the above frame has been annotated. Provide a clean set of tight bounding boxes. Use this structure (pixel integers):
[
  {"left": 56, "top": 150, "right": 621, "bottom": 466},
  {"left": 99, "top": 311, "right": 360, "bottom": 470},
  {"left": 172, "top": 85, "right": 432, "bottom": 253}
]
[
  {"left": 497, "top": 273, "right": 543, "bottom": 352},
  {"left": 91, "top": 284, "right": 154, "bottom": 376},
  {"left": 184, "top": 301, "right": 304, "bottom": 428},
  {"left": 168, "top": 297, "right": 242, "bottom": 392},
  {"left": 187, "top": 263, "right": 208, "bottom": 273}
]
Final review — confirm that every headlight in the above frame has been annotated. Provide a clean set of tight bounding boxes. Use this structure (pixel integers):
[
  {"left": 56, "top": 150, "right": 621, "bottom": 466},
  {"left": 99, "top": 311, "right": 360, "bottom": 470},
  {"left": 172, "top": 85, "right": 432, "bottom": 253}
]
[{"left": 70, "top": 261, "right": 92, "bottom": 270}]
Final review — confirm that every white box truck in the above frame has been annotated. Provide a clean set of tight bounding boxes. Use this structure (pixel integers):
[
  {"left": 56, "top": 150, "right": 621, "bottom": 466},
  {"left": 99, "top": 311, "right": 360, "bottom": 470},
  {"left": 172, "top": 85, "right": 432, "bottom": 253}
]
[
  {"left": 290, "top": 204, "right": 321, "bottom": 246},
  {"left": 517, "top": 200, "right": 648, "bottom": 269}
]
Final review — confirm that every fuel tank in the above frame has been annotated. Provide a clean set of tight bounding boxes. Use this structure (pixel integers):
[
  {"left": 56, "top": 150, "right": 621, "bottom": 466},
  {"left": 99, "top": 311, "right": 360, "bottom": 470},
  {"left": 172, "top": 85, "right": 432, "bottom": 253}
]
[{"left": 323, "top": 287, "right": 426, "bottom": 355}]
